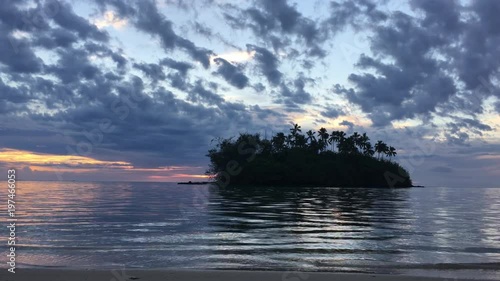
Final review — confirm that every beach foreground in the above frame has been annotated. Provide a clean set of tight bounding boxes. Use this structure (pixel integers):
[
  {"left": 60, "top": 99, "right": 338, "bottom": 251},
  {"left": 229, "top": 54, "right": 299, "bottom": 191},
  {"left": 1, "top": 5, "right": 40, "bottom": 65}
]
[{"left": 0, "top": 269, "right": 486, "bottom": 281}]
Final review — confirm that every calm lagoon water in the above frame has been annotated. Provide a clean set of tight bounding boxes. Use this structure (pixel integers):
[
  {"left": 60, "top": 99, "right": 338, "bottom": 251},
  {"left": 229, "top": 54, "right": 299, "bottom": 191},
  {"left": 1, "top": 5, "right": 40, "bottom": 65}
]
[{"left": 2, "top": 181, "right": 500, "bottom": 279}]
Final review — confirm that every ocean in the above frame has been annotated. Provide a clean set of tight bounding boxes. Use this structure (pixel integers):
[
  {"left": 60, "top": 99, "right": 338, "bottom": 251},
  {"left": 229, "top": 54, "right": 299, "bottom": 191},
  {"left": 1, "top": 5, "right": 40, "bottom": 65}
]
[{"left": 2, "top": 181, "right": 500, "bottom": 279}]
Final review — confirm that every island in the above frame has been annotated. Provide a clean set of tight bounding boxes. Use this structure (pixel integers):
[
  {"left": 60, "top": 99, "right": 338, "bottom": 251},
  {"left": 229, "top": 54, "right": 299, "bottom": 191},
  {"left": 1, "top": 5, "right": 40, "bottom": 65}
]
[{"left": 206, "top": 124, "right": 412, "bottom": 188}]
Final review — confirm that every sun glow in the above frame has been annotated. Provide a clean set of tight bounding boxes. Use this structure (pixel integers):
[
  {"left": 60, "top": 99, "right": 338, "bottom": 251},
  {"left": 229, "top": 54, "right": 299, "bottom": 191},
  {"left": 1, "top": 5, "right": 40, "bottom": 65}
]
[
  {"left": 210, "top": 50, "right": 256, "bottom": 65},
  {"left": 94, "top": 11, "right": 127, "bottom": 29}
]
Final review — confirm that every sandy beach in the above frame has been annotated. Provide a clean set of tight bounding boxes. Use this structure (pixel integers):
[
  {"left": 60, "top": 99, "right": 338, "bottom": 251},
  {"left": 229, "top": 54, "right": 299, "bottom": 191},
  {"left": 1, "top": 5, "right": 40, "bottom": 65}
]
[{"left": 1, "top": 269, "right": 488, "bottom": 281}]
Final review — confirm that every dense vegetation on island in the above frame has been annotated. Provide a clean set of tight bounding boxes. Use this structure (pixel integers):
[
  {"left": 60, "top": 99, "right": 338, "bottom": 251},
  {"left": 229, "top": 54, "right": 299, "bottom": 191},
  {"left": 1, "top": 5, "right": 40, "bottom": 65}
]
[{"left": 207, "top": 124, "right": 412, "bottom": 188}]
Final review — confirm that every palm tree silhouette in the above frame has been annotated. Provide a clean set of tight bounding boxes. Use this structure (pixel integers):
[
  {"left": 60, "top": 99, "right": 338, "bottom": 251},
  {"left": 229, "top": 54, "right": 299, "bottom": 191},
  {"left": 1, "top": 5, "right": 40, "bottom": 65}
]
[
  {"left": 317, "top": 127, "right": 329, "bottom": 152},
  {"left": 375, "top": 140, "right": 387, "bottom": 159},
  {"left": 352, "top": 132, "right": 361, "bottom": 147},
  {"left": 290, "top": 123, "right": 301, "bottom": 136},
  {"left": 363, "top": 142, "right": 375, "bottom": 156},
  {"left": 271, "top": 132, "right": 286, "bottom": 152},
  {"left": 329, "top": 131, "right": 345, "bottom": 152},
  {"left": 386, "top": 146, "right": 397, "bottom": 160},
  {"left": 289, "top": 124, "right": 302, "bottom": 148},
  {"left": 306, "top": 130, "right": 316, "bottom": 142}
]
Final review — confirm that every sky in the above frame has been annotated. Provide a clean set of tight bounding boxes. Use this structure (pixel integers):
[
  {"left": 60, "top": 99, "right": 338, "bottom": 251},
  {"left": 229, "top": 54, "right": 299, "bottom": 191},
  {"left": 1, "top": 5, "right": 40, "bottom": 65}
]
[{"left": 0, "top": 0, "right": 499, "bottom": 187}]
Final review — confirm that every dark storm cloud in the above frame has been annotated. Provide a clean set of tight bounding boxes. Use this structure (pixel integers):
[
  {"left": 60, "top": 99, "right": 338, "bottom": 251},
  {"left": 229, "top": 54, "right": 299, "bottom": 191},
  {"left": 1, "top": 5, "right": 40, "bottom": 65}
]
[
  {"left": 213, "top": 58, "right": 249, "bottom": 89},
  {"left": 247, "top": 44, "right": 282, "bottom": 86}
]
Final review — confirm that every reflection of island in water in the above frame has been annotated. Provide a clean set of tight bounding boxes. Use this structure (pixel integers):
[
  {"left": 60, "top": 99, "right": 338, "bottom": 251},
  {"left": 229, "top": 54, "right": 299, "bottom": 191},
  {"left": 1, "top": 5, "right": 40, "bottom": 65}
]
[
  {"left": 206, "top": 124, "right": 413, "bottom": 188},
  {"left": 206, "top": 185, "right": 411, "bottom": 272}
]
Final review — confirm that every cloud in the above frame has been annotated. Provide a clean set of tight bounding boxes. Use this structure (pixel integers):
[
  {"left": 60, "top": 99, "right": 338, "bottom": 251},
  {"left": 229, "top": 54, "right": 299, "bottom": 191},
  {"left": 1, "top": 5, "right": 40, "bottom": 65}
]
[
  {"left": 188, "top": 80, "right": 225, "bottom": 105},
  {"left": 133, "top": 0, "right": 213, "bottom": 68},
  {"left": 335, "top": 1, "right": 500, "bottom": 136},
  {"left": 0, "top": 148, "right": 131, "bottom": 168},
  {"left": 476, "top": 154, "right": 500, "bottom": 160},
  {"left": 0, "top": 27, "right": 44, "bottom": 73},
  {"left": 213, "top": 58, "right": 249, "bottom": 89},
  {"left": 339, "top": 120, "right": 355, "bottom": 130},
  {"left": 94, "top": 11, "right": 127, "bottom": 29},
  {"left": 429, "top": 166, "right": 453, "bottom": 174},
  {"left": 323, "top": 0, "right": 387, "bottom": 34},
  {"left": 225, "top": 0, "right": 325, "bottom": 56},
  {"left": 211, "top": 50, "right": 256, "bottom": 64},
  {"left": 275, "top": 77, "right": 313, "bottom": 112},
  {"left": 133, "top": 62, "right": 166, "bottom": 83},
  {"left": 321, "top": 107, "right": 343, "bottom": 119},
  {"left": 160, "top": 58, "right": 193, "bottom": 76},
  {"left": 247, "top": 44, "right": 282, "bottom": 85},
  {"left": 52, "top": 1, "right": 109, "bottom": 41}
]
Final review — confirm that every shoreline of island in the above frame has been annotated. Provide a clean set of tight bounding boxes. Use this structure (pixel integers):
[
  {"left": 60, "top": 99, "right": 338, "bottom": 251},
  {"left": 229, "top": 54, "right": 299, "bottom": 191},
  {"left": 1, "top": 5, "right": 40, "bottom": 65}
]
[{"left": 177, "top": 181, "right": 424, "bottom": 188}]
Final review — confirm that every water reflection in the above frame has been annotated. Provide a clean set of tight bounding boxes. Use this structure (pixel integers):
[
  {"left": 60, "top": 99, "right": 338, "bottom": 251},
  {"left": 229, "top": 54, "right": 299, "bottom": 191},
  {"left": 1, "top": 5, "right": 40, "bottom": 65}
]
[{"left": 206, "top": 186, "right": 412, "bottom": 272}]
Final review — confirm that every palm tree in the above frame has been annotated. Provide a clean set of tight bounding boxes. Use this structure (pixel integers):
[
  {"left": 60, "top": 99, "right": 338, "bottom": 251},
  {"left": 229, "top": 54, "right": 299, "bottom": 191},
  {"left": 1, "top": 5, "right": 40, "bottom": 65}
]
[
  {"left": 375, "top": 140, "right": 387, "bottom": 159},
  {"left": 285, "top": 134, "right": 293, "bottom": 148},
  {"left": 363, "top": 142, "right": 375, "bottom": 156},
  {"left": 289, "top": 124, "right": 302, "bottom": 148},
  {"left": 317, "top": 127, "right": 329, "bottom": 152},
  {"left": 290, "top": 123, "right": 301, "bottom": 136},
  {"left": 386, "top": 146, "right": 397, "bottom": 160},
  {"left": 271, "top": 132, "right": 286, "bottom": 153},
  {"left": 306, "top": 130, "right": 316, "bottom": 143},
  {"left": 295, "top": 133, "right": 307, "bottom": 148},
  {"left": 329, "top": 131, "right": 345, "bottom": 152},
  {"left": 359, "top": 133, "right": 370, "bottom": 149},
  {"left": 352, "top": 132, "right": 361, "bottom": 148},
  {"left": 338, "top": 135, "right": 358, "bottom": 154}
]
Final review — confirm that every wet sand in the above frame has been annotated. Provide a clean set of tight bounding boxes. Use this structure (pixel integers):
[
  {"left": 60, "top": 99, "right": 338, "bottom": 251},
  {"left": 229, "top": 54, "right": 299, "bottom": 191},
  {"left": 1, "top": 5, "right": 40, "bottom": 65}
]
[{"left": 1, "top": 269, "right": 486, "bottom": 281}]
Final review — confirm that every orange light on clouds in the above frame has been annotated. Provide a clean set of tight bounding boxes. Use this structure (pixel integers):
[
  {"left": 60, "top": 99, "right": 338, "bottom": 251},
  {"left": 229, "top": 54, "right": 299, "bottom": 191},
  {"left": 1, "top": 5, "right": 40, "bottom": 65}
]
[
  {"left": 476, "top": 154, "right": 500, "bottom": 160},
  {"left": 0, "top": 148, "right": 132, "bottom": 168},
  {"left": 0, "top": 148, "right": 209, "bottom": 182}
]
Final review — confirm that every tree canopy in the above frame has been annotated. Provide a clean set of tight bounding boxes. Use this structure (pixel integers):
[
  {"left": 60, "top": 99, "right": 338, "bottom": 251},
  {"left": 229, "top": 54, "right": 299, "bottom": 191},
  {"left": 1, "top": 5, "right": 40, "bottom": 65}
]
[{"left": 207, "top": 124, "right": 412, "bottom": 188}]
